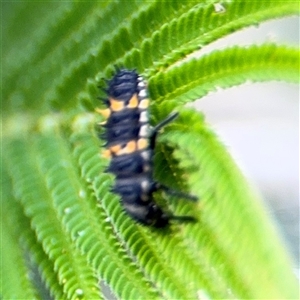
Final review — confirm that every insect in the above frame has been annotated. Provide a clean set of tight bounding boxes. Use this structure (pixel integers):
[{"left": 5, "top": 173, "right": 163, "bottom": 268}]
[{"left": 96, "top": 68, "right": 197, "bottom": 227}]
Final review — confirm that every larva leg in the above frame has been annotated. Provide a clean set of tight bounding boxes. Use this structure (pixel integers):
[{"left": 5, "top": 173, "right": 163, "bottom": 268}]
[
  {"left": 149, "top": 112, "right": 198, "bottom": 201},
  {"left": 149, "top": 112, "right": 179, "bottom": 149},
  {"left": 152, "top": 182, "right": 198, "bottom": 201}
]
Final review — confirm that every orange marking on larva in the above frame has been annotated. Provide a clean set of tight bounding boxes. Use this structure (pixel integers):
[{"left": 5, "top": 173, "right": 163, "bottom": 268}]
[
  {"left": 102, "top": 149, "right": 111, "bottom": 158},
  {"left": 139, "top": 99, "right": 149, "bottom": 109},
  {"left": 115, "top": 141, "right": 137, "bottom": 155},
  {"left": 126, "top": 140, "right": 137, "bottom": 153},
  {"left": 137, "top": 138, "right": 148, "bottom": 150},
  {"left": 95, "top": 108, "right": 111, "bottom": 118},
  {"left": 127, "top": 94, "right": 139, "bottom": 108},
  {"left": 110, "top": 144, "right": 122, "bottom": 154},
  {"left": 110, "top": 98, "right": 124, "bottom": 111}
]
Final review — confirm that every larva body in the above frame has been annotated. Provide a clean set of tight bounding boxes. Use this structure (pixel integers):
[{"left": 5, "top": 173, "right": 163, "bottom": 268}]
[{"left": 97, "top": 69, "right": 196, "bottom": 227}]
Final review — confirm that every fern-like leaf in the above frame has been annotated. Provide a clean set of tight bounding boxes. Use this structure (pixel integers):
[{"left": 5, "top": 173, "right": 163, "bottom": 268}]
[{"left": 1, "top": 1, "right": 299, "bottom": 299}]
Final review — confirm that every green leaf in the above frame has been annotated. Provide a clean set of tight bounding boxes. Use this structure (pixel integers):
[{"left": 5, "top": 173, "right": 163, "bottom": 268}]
[
  {"left": 3, "top": 138, "right": 102, "bottom": 300},
  {"left": 2, "top": 1, "right": 299, "bottom": 299},
  {"left": 1, "top": 168, "right": 40, "bottom": 299},
  {"left": 149, "top": 43, "right": 299, "bottom": 106},
  {"left": 157, "top": 109, "right": 298, "bottom": 298}
]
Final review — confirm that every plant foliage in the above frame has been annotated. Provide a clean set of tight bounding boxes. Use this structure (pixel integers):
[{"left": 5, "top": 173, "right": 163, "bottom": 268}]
[{"left": 1, "top": 1, "right": 299, "bottom": 299}]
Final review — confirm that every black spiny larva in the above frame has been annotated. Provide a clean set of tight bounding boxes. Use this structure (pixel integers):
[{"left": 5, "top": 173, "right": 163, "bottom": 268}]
[{"left": 96, "top": 68, "right": 197, "bottom": 227}]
